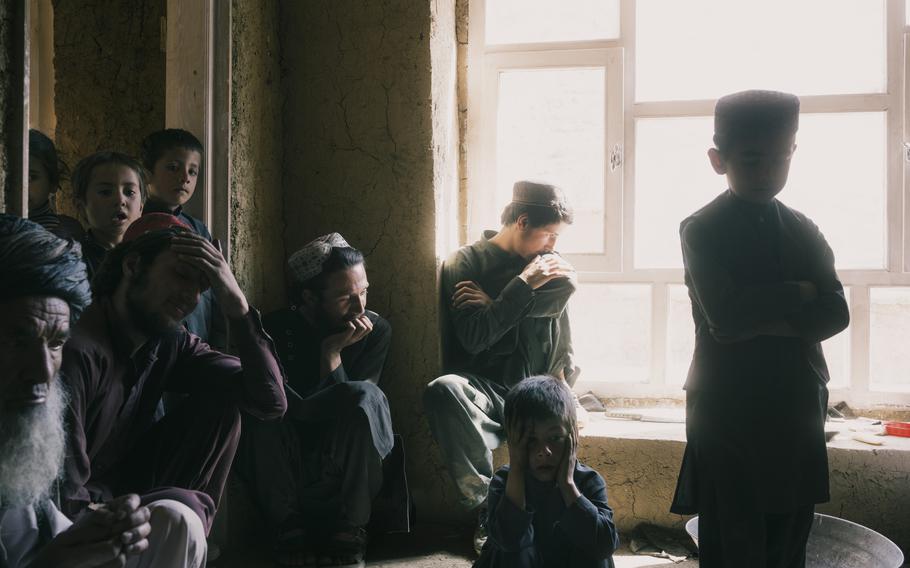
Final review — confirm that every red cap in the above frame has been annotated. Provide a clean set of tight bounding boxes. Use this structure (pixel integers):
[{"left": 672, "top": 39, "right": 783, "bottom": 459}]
[{"left": 123, "top": 213, "right": 191, "bottom": 243}]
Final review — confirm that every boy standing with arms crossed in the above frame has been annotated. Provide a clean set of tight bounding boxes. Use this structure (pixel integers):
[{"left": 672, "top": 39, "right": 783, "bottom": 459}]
[{"left": 671, "top": 90, "right": 849, "bottom": 567}]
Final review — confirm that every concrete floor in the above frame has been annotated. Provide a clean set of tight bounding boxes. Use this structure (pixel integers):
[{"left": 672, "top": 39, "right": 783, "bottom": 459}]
[{"left": 213, "top": 523, "right": 698, "bottom": 567}]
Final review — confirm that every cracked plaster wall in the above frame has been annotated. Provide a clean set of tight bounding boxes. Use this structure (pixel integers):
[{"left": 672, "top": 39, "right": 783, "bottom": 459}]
[
  {"left": 455, "top": 0, "right": 468, "bottom": 244},
  {"left": 0, "top": 0, "right": 14, "bottom": 212},
  {"left": 822, "top": 446, "right": 910, "bottom": 553},
  {"left": 279, "top": 0, "right": 464, "bottom": 520},
  {"left": 229, "top": 0, "right": 285, "bottom": 312},
  {"left": 52, "top": 0, "right": 165, "bottom": 218}
]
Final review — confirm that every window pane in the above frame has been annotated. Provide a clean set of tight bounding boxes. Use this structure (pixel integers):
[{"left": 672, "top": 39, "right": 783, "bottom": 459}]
[
  {"left": 486, "top": 0, "right": 620, "bottom": 45},
  {"left": 822, "top": 287, "right": 851, "bottom": 389},
  {"left": 636, "top": 0, "right": 886, "bottom": 101},
  {"left": 570, "top": 284, "right": 651, "bottom": 383},
  {"left": 634, "top": 113, "right": 887, "bottom": 269},
  {"left": 667, "top": 285, "right": 694, "bottom": 386},
  {"left": 496, "top": 68, "right": 605, "bottom": 254},
  {"left": 782, "top": 113, "right": 887, "bottom": 270},
  {"left": 634, "top": 116, "right": 719, "bottom": 268},
  {"left": 870, "top": 288, "right": 910, "bottom": 391}
]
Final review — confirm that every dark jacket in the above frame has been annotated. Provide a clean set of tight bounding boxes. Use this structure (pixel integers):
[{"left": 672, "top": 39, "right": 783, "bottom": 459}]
[
  {"left": 671, "top": 189, "right": 849, "bottom": 515},
  {"left": 263, "top": 308, "right": 391, "bottom": 401},
  {"left": 475, "top": 463, "right": 619, "bottom": 568}
]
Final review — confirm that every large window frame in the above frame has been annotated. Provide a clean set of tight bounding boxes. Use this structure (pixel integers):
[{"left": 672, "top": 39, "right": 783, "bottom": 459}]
[{"left": 467, "top": 0, "right": 910, "bottom": 407}]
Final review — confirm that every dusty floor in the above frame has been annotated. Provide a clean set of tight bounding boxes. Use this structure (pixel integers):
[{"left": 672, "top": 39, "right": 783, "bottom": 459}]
[{"left": 213, "top": 523, "right": 699, "bottom": 567}]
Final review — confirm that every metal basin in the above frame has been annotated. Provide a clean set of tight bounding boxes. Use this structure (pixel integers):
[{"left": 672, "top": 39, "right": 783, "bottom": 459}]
[{"left": 685, "top": 514, "right": 904, "bottom": 568}]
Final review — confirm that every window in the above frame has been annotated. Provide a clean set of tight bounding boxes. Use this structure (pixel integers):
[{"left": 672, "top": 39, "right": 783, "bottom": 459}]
[{"left": 467, "top": 0, "right": 910, "bottom": 406}]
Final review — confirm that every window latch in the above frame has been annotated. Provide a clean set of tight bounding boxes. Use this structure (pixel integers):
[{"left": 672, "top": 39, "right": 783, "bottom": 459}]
[
  {"left": 610, "top": 143, "right": 623, "bottom": 172},
  {"left": 904, "top": 142, "right": 910, "bottom": 163}
]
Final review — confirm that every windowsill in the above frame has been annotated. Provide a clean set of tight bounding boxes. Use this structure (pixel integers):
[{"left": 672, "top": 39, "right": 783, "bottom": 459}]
[
  {"left": 580, "top": 408, "right": 687, "bottom": 442},
  {"left": 580, "top": 410, "right": 910, "bottom": 453}
]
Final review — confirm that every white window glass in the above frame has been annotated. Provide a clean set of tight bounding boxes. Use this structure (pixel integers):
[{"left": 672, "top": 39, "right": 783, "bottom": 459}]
[
  {"left": 666, "top": 285, "right": 695, "bottom": 386},
  {"left": 496, "top": 68, "right": 605, "bottom": 254},
  {"left": 636, "top": 0, "right": 886, "bottom": 101},
  {"left": 907, "top": 0, "right": 910, "bottom": 25},
  {"left": 569, "top": 284, "right": 651, "bottom": 383},
  {"left": 821, "top": 287, "right": 851, "bottom": 389},
  {"left": 485, "top": 0, "right": 620, "bottom": 45},
  {"left": 782, "top": 113, "right": 887, "bottom": 270},
  {"left": 869, "top": 288, "right": 910, "bottom": 391},
  {"left": 634, "top": 113, "right": 887, "bottom": 270},
  {"left": 634, "top": 116, "right": 718, "bottom": 269}
]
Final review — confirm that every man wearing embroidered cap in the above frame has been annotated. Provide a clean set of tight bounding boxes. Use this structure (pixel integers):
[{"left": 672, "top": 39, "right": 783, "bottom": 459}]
[
  {"left": 57, "top": 213, "right": 288, "bottom": 540},
  {"left": 234, "top": 233, "right": 401, "bottom": 567},
  {"left": 424, "top": 180, "right": 578, "bottom": 554},
  {"left": 670, "top": 90, "right": 849, "bottom": 566}
]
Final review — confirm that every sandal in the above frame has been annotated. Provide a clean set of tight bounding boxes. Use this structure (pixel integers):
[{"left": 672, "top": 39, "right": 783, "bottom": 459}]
[
  {"left": 273, "top": 527, "right": 319, "bottom": 567},
  {"left": 318, "top": 526, "right": 368, "bottom": 567}
]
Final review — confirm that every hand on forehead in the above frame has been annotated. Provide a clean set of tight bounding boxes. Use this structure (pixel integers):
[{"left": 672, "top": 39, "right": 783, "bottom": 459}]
[{"left": 169, "top": 233, "right": 214, "bottom": 287}]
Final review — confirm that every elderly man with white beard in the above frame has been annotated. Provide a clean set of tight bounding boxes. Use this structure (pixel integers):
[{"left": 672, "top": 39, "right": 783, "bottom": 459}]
[{"left": 0, "top": 214, "right": 206, "bottom": 568}]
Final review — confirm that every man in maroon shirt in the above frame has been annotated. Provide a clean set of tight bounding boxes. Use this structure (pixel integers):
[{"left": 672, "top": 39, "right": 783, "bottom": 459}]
[{"left": 59, "top": 214, "right": 288, "bottom": 533}]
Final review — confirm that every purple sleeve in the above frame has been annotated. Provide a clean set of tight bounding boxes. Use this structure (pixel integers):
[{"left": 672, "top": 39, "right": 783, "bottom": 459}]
[
  {"left": 172, "top": 308, "right": 288, "bottom": 420},
  {"left": 59, "top": 347, "right": 114, "bottom": 518}
]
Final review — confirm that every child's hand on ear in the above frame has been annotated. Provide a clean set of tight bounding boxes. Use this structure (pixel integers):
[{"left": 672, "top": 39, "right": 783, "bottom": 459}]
[
  {"left": 505, "top": 418, "right": 531, "bottom": 510},
  {"left": 557, "top": 431, "right": 580, "bottom": 506},
  {"left": 507, "top": 418, "right": 531, "bottom": 474}
]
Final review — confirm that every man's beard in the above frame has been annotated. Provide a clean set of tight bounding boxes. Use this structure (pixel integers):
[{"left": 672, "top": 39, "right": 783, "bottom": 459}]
[
  {"left": 0, "top": 377, "right": 67, "bottom": 508},
  {"left": 311, "top": 303, "right": 355, "bottom": 334},
  {"left": 125, "top": 271, "right": 184, "bottom": 335}
]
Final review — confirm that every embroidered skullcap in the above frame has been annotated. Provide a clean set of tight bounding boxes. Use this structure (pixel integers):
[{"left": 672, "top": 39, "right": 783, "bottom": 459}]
[
  {"left": 0, "top": 214, "right": 91, "bottom": 324},
  {"left": 714, "top": 90, "right": 800, "bottom": 150},
  {"left": 288, "top": 232, "right": 352, "bottom": 283},
  {"left": 123, "top": 213, "right": 191, "bottom": 243},
  {"left": 512, "top": 180, "right": 567, "bottom": 209}
]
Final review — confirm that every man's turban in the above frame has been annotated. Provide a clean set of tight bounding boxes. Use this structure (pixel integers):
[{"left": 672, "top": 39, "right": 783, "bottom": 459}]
[{"left": 0, "top": 214, "right": 91, "bottom": 323}]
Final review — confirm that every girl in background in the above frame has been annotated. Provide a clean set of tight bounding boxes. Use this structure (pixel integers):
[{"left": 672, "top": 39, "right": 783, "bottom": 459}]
[{"left": 28, "top": 129, "right": 83, "bottom": 239}]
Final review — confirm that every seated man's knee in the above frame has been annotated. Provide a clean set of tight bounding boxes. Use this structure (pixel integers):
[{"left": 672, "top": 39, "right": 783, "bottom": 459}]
[
  {"left": 424, "top": 374, "right": 467, "bottom": 409},
  {"left": 337, "top": 380, "right": 387, "bottom": 407},
  {"left": 146, "top": 499, "right": 207, "bottom": 567}
]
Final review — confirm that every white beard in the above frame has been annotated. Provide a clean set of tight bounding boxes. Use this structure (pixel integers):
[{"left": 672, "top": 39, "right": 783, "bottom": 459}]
[{"left": 0, "top": 378, "right": 67, "bottom": 508}]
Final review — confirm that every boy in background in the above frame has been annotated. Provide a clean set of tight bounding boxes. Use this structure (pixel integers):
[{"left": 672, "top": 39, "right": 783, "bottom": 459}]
[
  {"left": 140, "top": 128, "right": 225, "bottom": 348},
  {"left": 475, "top": 375, "right": 618, "bottom": 568}
]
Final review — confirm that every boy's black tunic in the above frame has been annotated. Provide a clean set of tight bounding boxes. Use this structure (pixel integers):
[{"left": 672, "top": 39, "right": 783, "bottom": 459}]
[{"left": 671, "top": 189, "right": 849, "bottom": 518}]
